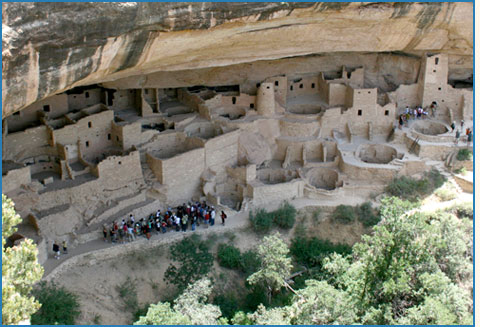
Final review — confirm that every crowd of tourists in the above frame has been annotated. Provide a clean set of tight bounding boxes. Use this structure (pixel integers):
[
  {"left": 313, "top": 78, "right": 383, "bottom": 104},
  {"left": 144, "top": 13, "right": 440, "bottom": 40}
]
[
  {"left": 102, "top": 201, "right": 228, "bottom": 244},
  {"left": 397, "top": 101, "right": 436, "bottom": 129}
]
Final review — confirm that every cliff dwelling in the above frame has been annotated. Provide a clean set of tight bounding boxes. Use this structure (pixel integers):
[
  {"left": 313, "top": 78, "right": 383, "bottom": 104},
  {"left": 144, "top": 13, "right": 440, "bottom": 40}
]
[{"left": 1, "top": 2, "right": 473, "bottom": 325}]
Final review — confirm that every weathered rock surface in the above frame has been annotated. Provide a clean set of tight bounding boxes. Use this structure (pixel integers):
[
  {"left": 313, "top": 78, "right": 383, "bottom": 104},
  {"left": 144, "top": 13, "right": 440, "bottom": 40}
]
[{"left": 2, "top": 2, "right": 473, "bottom": 116}]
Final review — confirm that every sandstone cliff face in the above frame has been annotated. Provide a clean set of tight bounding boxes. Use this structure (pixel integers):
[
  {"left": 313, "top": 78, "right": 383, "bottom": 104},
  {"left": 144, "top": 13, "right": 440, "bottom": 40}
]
[{"left": 2, "top": 2, "right": 473, "bottom": 116}]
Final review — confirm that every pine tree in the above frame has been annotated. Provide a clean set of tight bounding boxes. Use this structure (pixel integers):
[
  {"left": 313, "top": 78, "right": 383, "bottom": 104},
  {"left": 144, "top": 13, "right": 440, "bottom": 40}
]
[{"left": 2, "top": 194, "right": 44, "bottom": 325}]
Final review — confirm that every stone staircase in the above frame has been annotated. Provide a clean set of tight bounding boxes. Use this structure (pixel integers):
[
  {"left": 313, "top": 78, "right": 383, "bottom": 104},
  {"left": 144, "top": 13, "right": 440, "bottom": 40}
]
[{"left": 427, "top": 160, "right": 463, "bottom": 194}]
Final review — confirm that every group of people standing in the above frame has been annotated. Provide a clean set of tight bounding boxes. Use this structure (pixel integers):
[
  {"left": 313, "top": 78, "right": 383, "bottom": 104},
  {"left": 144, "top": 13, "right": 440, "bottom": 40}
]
[
  {"left": 452, "top": 120, "right": 473, "bottom": 146},
  {"left": 102, "top": 201, "right": 228, "bottom": 244},
  {"left": 398, "top": 102, "right": 436, "bottom": 129}
]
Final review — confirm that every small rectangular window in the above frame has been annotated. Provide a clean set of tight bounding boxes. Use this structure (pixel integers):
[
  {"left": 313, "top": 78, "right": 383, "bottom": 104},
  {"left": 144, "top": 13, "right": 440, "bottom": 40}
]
[
  {"left": 311, "top": 83, "right": 315, "bottom": 88},
  {"left": 438, "top": 87, "right": 442, "bottom": 91},
  {"left": 358, "top": 110, "right": 362, "bottom": 116},
  {"left": 145, "top": 89, "right": 149, "bottom": 94},
  {"left": 85, "top": 92, "right": 90, "bottom": 98},
  {"left": 232, "top": 97, "right": 236, "bottom": 105},
  {"left": 85, "top": 141, "right": 89, "bottom": 147},
  {"left": 290, "top": 85, "right": 293, "bottom": 91},
  {"left": 116, "top": 136, "right": 120, "bottom": 141},
  {"left": 299, "top": 84, "right": 303, "bottom": 89},
  {"left": 250, "top": 103, "right": 254, "bottom": 109},
  {"left": 43, "top": 105, "right": 50, "bottom": 112},
  {"left": 88, "top": 122, "right": 92, "bottom": 128},
  {"left": 385, "top": 110, "right": 389, "bottom": 116},
  {"left": 256, "top": 83, "right": 260, "bottom": 88},
  {"left": 275, "top": 81, "right": 279, "bottom": 86},
  {"left": 435, "top": 57, "right": 439, "bottom": 65},
  {"left": 108, "top": 133, "right": 111, "bottom": 140}
]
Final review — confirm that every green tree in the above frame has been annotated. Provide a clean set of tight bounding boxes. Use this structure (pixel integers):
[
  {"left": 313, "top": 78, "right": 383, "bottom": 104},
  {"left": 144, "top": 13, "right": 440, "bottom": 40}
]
[
  {"left": 163, "top": 234, "right": 214, "bottom": 291},
  {"left": 249, "top": 197, "right": 472, "bottom": 325},
  {"left": 2, "top": 194, "right": 44, "bottom": 325},
  {"left": 322, "top": 197, "right": 472, "bottom": 324},
  {"left": 136, "top": 278, "right": 222, "bottom": 325},
  {"left": 247, "top": 232, "right": 293, "bottom": 304},
  {"left": 134, "top": 302, "right": 191, "bottom": 325},
  {"left": 30, "top": 281, "right": 81, "bottom": 325}
]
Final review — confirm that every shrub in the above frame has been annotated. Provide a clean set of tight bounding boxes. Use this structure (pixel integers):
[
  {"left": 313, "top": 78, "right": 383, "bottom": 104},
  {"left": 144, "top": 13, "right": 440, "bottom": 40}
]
[
  {"left": 213, "top": 293, "right": 240, "bottom": 320},
  {"left": 454, "top": 166, "right": 468, "bottom": 175},
  {"left": 31, "top": 281, "right": 81, "bottom": 325},
  {"left": 164, "top": 234, "right": 214, "bottom": 291},
  {"left": 239, "top": 250, "right": 262, "bottom": 275},
  {"left": 434, "top": 187, "right": 457, "bottom": 202},
  {"left": 116, "top": 277, "right": 138, "bottom": 310},
  {"left": 386, "top": 168, "right": 446, "bottom": 201},
  {"left": 427, "top": 168, "right": 447, "bottom": 189},
  {"left": 456, "top": 149, "right": 473, "bottom": 161},
  {"left": 356, "top": 202, "right": 381, "bottom": 227},
  {"left": 312, "top": 209, "right": 322, "bottom": 223},
  {"left": 290, "top": 237, "right": 352, "bottom": 268},
  {"left": 249, "top": 209, "right": 274, "bottom": 233},
  {"left": 272, "top": 201, "right": 297, "bottom": 229},
  {"left": 249, "top": 202, "right": 297, "bottom": 232},
  {"left": 448, "top": 202, "right": 473, "bottom": 219},
  {"left": 217, "top": 244, "right": 242, "bottom": 269},
  {"left": 332, "top": 205, "right": 356, "bottom": 224}
]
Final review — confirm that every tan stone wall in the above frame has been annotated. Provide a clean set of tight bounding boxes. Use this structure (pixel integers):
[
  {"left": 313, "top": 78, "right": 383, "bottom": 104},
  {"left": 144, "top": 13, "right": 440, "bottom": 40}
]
[
  {"left": 161, "top": 148, "right": 205, "bottom": 202},
  {"left": 52, "top": 110, "right": 114, "bottom": 162},
  {"left": 265, "top": 76, "right": 287, "bottom": 108},
  {"left": 389, "top": 84, "right": 421, "bottom": 114},
  {"left": 339, "top": 156, "right": 398, "bottom": 182},
  {"left": 107, "top": 89, "right": 139, "bottom": 111},
  {"left": 94, "top": 151, "right": 143, "bottom": 186},
  {"left": 119, "top": 122, "right": 143, "bottom": 150},
  {"left": 287, "top": 75, "right": 319, "bottom": 97},
  {"left": 221, "top": 93, "right": 256, "bottom": 109},
  {"left": 204, "top": 130, "right": 240, "bottom": 174},
  {"left": 4, "top": 125, "right": 50, "bottom": 161},
  {"left": 279, "top": 119, "right": 319, "bottom": 138},
  {"left": 248, "top": 180, "right": 304, "bottom": 206},
  {"left": 177, "top": 88, "right": 203, "bottom": 111},
  {"left": 68, "top": 88, "right": 103, "bottom": 111},
  {"left": 453, "top": 175, "right": 473, "bottom": 193},
  {"left": 328, "top": 83, "right": 348, "bottom": 107},
  {"left": 2, "top": 166, "right": 31, "bottom": 193},
  {"left": 6, "top": 94, "right": 68, "bottom": 133}
]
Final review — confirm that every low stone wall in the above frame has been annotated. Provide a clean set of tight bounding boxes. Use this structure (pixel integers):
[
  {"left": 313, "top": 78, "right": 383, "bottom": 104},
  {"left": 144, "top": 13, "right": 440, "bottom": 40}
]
[
  {"left": 248, "top": 179, "right": 305, "bottom": 206},
  {"left": 453, "top": 174, "right": 473, "bottom": 193}
]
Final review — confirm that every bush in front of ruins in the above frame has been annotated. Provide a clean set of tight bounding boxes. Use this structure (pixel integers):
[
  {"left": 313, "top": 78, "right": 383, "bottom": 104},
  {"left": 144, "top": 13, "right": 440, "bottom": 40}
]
[
  {"left": 249, "top": 209, "right": 275, "bottom": 233},
  {"left": 217, "top": 244, "right": 242, "bottom": 269},
  {"left": 385, "top": 168, "right": 446, "bottom": 201},
  {"left": 332, "top": 205, "right": 356, "bottom": 224},
  {"left": 355, "top": 202, "right": 381, "bottom": 227},
  {"left": 249, "top": 202, "right": 297, "bottom": 233},
  {"left": 272, "top": 201, "right": 297, "bottom": 229},
  {"left": 456, "top": 149, "right": 473, "bottom": 161}
]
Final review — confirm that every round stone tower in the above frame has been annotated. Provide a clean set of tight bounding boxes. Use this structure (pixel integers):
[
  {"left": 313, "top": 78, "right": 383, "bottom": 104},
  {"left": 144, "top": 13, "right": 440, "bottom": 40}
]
[{"left": 256, "top": 82, "right": 275, "bottom": 117}]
